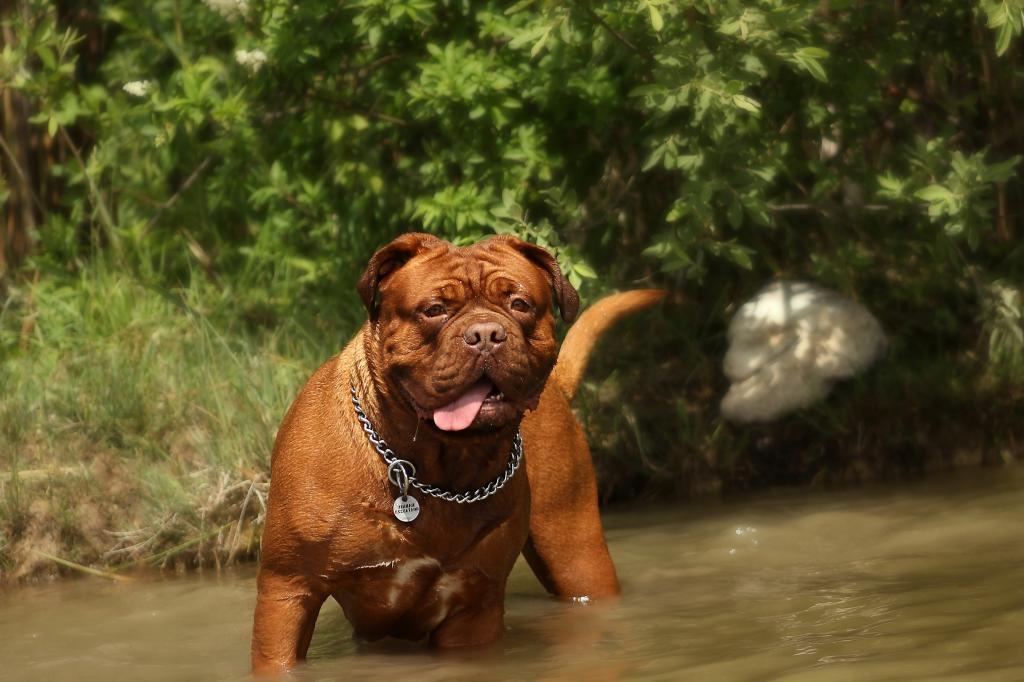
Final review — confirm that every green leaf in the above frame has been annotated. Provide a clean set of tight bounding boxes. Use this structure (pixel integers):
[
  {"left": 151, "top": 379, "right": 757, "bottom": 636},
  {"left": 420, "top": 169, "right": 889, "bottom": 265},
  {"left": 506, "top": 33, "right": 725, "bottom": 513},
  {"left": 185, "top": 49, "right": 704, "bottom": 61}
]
[
  {"left": 914, "top": 185, "right": 954, "bottom": 202},
  {"left": 995, "top": 22, "right": 1013, "bottom": 56},
  {"left": 641, "top": 145, "right": 666, "bottom": 172},
  {"left": 732, "top": 94, "right": 761, "bottom": 113},
  {"left": 642, "top": 242, "right": 672, "bottom": 258},
  {"left": 505, "top": 0, "right": 536, "bottom": 14},
  {"left": 509, "top": 24, "right": 549, "bottom": 50},
  {"left": 648, "top": 4, "right": 664, "bottom": 32},
  {"left": 794, "top": 53, "right": 828, "bottom": 82},
  {"left": 798, "top": 47, "right": 830, "bottom": 59},
  {"left": 719, "top": 19, "right": 741, "bottom": 36},
  {"left": 728, "top": 244, "right": 754, "bottom": 270},
  {"left": 34, "top": 45, "right": 56, "bottom": 70},
  {"left": 573, "top": 262, "right": 598, "bottom": 278},
  {"left": 877, "top": 174, "right": 903, "bottom": 193},
  {"left": 530, "top": 28, "right": 551, "bottom": 58},
  {"left": 629, "top": 84, "right": 665, "bottom": 98},
  {"left": 984, "top": 156, "right": 1022, "bottom": 182}
]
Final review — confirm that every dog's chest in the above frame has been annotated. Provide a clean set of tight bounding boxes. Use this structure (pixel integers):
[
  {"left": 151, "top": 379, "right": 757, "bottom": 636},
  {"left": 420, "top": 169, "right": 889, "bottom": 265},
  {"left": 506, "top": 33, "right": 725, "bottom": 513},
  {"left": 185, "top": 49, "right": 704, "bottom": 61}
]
[{"left": 336, "top": 556, "right": 495, "bottom": 640}]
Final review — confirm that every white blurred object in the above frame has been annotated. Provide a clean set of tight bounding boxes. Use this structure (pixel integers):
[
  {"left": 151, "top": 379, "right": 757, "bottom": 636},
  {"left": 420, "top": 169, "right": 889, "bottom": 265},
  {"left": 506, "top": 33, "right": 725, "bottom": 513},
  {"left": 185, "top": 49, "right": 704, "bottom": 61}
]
[{"left": 721, "top": 281, "right": 887, "bottom": 423}]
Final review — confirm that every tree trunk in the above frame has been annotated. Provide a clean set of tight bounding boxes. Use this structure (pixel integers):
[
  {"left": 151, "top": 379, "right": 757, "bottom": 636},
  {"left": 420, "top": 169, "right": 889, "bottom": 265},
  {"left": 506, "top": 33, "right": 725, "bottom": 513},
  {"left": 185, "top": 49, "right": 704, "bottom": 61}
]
[{"left": 0, "top": 9, "right": 38, "bottom": 276}]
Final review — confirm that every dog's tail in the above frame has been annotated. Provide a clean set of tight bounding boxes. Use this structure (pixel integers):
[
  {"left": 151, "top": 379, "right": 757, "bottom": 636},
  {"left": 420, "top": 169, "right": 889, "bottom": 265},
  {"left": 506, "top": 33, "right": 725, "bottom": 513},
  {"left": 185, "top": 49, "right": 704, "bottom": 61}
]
[{"left": 551, "top": 289, "right": 666, "bottom": 402}]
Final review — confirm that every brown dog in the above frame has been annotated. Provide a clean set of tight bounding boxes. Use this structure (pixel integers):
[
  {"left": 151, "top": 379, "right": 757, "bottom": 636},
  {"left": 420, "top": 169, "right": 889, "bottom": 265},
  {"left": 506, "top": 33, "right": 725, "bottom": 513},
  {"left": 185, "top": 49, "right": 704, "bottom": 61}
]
[{"left": 251, "top": 233, "right": 662, "bottom": 674}]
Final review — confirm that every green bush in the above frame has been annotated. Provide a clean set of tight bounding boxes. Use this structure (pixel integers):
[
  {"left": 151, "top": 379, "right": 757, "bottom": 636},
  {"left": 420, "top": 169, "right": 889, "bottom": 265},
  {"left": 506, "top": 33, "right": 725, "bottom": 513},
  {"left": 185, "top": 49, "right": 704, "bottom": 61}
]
[{"left": 4, "top": 1, "right": 1018, "bottom": 303}]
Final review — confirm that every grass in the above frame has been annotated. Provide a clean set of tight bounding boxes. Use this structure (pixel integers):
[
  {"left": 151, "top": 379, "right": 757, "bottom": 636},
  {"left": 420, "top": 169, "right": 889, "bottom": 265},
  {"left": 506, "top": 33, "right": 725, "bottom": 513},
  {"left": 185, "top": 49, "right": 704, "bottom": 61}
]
[{"left": 0, "top": 264, "right": 333, "bottom": 581}]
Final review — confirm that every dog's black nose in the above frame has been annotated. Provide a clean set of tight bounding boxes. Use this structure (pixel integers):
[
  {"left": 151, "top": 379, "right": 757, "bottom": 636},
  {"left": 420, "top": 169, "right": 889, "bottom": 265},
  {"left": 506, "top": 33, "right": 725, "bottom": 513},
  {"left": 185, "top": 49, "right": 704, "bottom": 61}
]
[{"left": 463, "top": 321, "right": 507, "bottom": 353}]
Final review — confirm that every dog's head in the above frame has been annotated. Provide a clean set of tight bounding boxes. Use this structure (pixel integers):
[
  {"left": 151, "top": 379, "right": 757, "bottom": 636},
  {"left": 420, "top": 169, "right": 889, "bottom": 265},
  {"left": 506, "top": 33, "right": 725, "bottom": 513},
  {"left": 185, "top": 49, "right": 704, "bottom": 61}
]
[{"left": 357, "top": 232, "right": 578, "bottom": 435}]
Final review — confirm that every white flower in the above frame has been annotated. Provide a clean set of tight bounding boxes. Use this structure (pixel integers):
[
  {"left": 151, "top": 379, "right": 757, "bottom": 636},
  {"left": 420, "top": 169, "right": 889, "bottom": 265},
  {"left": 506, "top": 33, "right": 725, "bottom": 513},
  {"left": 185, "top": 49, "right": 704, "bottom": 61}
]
[
  {"left": 234, "top": 49, "right": 268, "bottom": 73},
  {"left": 122, "top": 80, "right": 152, "bottom": 97},
  {"left": 203, "top": 0, "right": 249, "bottom": 19}
]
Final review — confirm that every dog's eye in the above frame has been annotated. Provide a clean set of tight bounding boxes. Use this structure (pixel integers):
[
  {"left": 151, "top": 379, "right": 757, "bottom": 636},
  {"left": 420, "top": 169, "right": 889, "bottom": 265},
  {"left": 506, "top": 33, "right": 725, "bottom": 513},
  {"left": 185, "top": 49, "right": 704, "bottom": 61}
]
[
  {"left": 422, "top": 304, "right": 447, "bottom": 318},
  {"left": 510, "top": 298, "right": 532, "bottom": 313}
]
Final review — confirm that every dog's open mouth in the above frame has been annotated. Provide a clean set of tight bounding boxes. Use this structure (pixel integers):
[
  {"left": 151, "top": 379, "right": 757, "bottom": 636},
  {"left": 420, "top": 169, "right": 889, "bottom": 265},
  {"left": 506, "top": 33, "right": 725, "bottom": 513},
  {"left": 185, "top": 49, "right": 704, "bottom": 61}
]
[{"left": 432, "top": 379, "right": 508, "bottom": 431}]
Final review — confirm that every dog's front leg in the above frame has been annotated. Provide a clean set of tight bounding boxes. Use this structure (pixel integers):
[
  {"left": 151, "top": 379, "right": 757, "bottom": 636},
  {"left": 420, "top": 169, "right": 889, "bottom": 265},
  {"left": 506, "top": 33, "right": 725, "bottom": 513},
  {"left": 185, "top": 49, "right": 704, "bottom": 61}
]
[
  {"left": 430, "top": 605, "right": 505, "bottom": 648},
  {"left": 251, "top": 569, "right": 327, "bottom": 676}
]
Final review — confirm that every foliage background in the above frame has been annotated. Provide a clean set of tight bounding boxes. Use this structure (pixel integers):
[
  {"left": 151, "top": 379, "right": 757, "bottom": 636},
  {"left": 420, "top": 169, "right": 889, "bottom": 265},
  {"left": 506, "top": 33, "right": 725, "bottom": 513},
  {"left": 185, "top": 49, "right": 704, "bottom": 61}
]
[{"left": 1, "top": 0, "right": 1023, "bottom": 579}]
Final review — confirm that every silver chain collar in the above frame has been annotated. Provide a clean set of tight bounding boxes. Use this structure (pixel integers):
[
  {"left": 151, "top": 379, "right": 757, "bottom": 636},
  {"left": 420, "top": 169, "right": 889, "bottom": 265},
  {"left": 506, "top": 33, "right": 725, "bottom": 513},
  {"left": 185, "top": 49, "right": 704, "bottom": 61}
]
[{"left": 350, "top": 385, "right": 523, "bottom": 504}]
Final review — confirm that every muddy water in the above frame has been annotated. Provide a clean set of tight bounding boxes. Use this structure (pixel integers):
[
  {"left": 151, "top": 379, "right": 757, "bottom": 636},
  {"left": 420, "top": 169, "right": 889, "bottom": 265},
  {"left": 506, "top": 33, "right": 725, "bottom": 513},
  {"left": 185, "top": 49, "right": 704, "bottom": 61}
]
[{"left": 3, "top": 467, "right": 1024, "bottom": 681}]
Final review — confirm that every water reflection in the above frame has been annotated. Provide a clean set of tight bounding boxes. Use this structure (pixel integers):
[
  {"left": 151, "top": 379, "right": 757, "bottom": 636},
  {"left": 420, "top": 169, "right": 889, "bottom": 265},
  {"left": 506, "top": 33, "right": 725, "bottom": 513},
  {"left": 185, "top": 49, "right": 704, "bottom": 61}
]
[{"left": 2, "top": 467, "right": 1023, "bottom": 681}]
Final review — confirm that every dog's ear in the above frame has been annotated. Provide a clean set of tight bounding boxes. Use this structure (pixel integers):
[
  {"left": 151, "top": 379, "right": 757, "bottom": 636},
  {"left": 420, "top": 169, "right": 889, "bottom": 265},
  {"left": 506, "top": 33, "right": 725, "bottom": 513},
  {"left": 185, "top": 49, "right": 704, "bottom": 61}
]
[
  {"left": 358, "top": 232, "right": 445, "bottom": 318},
  {"left": 501, "top": 237, "right": 580, "bottom": 323}
]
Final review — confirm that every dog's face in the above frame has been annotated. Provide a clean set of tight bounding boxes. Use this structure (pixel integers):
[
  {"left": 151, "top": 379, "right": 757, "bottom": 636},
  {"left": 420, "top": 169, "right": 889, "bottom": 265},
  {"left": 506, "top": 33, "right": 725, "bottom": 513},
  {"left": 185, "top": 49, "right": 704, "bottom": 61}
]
[{"left": 358, "top": 233, "right": 579, "bottom": 435}]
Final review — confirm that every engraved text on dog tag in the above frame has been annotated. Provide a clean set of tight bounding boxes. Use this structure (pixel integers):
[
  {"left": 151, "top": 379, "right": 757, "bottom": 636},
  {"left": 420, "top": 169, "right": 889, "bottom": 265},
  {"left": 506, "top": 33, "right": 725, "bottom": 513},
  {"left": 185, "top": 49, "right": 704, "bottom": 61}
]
[{"left": 393, "top": 495, "right": 420, "bottom": 522}]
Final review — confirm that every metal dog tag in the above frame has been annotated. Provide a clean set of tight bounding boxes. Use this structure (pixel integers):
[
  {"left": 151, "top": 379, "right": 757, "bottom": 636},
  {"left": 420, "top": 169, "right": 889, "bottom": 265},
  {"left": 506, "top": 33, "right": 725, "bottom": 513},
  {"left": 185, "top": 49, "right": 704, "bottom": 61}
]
[{"left": 393, "top": 495, "right": 420, "bottom": 523}]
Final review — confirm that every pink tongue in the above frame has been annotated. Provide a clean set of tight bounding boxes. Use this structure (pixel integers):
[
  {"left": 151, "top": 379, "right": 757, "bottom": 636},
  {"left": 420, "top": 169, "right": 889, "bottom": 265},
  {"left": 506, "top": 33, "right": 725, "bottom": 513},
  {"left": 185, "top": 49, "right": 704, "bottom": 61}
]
[{"left": 433, "top": 380, "right": 492, "bottom": 431}]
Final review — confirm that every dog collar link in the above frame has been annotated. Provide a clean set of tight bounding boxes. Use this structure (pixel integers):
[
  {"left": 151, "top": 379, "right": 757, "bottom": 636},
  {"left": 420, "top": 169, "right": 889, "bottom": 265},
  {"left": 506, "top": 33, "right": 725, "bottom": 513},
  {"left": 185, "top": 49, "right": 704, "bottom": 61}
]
[{"left": 350, "top": 385, "right": 523, "bottom": 521}]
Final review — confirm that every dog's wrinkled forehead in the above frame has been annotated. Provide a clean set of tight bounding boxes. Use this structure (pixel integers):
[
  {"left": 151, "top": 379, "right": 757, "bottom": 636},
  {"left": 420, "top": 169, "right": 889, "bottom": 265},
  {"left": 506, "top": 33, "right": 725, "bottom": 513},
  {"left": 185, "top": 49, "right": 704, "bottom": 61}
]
[
  {"left": 357, "top": 233, "right": 579, "bottom": 322},
  {"left": 385, "top": 243, "right": 549, "bottom": 308}
]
